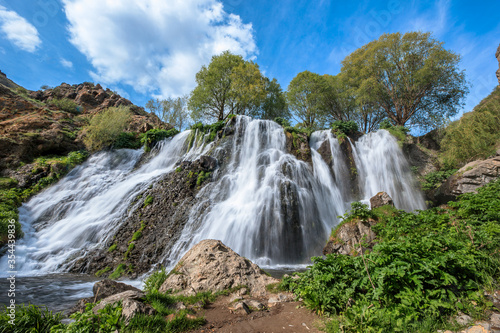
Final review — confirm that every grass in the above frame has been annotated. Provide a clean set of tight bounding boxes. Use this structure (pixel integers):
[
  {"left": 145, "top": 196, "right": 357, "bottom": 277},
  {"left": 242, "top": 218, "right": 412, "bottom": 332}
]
[{"left": 143, "top": 195, "right": 154, "bottom": 207}]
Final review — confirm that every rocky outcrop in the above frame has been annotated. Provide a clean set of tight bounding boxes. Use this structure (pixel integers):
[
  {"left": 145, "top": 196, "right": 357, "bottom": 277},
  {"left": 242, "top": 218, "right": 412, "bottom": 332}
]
[
  {"left": 435, "top": 151, "right": 500, "bottom": 204},
  {"left": 370, "top": 192, "right": 394, "bottom": 209},
  {"left": 496, "top": 43, "right": 500, "bottom": 85},
  {"left": 158, "top": 239, "right": 279, "bottom": 296},
  {"left": 285, "top": 131, "right": 311, "bottom": 164},
  {"left": 323, "top": 218, "right": 377, "bottom": 256},
  {"left": 69, "top": 156, "right": 217, "bottom": 277},
  {"left": 0, "top": 70, "right": 21, "bottom": 90},
  {"left": 402, "top": 129, "right": 442, "bottom": 177}
]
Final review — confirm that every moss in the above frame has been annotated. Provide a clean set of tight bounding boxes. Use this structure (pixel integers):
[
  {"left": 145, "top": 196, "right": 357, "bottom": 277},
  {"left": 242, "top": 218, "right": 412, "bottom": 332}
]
[
  {"left": 108, "top": 244, "right": 117, "bottom": 252},
  {"left": 0, "top": 178, "right": 17, "bottom": 190},
  {"left": 109, "top": 264, "right": 126, "bottom": 279},
  {"left": 124, "top": 243, "right": 135, "bottom": 260},
  {"left": 95, "top": 267, "right": 111, "bottom": 277},
  {"left": 196, "top": 171, "right": 211, "bottom": 186},
  {"left": 175, "top": 167, "right": 183, "bottom": 173}
]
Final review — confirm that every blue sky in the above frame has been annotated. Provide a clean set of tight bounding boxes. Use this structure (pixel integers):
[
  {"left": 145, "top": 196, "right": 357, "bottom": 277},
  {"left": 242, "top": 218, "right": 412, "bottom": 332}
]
[{"left": 0, "top": 0, "right": 499, "bottom": 117}]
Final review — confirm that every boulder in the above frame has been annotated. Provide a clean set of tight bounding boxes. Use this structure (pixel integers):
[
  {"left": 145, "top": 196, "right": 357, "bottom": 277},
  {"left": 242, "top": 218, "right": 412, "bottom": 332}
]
[
  {"left": 158, "top": 239, "right": 279, "bottom": 296},
  {"left": 369, "top": 192, "right": 394, "bottom": 209},
  {"left": 435, "top": 155, "right": 500, "bottom": 204},
  {"left": 323, "top": 218, "right": 377, "bottom": 256},
  {"left": 92, "top": 290, "right": 155, "bottom": 324}
]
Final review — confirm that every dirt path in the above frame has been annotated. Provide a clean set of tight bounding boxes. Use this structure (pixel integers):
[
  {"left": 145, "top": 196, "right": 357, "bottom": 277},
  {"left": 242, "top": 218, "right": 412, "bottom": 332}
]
[{"left": 189, "top": 295, "right": 324, "bottom": 333}]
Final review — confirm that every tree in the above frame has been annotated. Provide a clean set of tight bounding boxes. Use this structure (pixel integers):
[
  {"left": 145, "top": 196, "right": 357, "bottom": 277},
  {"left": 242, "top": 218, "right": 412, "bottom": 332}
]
[
  {"left": 286, "top": 71, "right": 326, "bottom": 130},
  {"left": 250, "top": 78, "right": 290, "bottom": 120},
  {"left": 83, "top": 106, "right": 131, "bottom": 152},
  {"left": 188, "top": 51, "right": 267, "bottom": 122},
  {"left": 146, "top": 97, "right": 189, "bottom": 131},
  {"left": 340, "top": 32, "right": 468, "bottom": 130}
]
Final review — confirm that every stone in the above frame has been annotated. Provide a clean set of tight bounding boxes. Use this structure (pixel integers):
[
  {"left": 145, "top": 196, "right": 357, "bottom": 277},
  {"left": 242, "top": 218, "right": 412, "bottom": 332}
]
[
  {"left": 435, "top": 156, "right": 500, "bottom": 204},
  {"left": 158, "top": 239, "right": 279, "bottom": 297},
  {"left": 491, "top": 313, "right": 500, "bottom": 330},
  {"left": 323, "top": 218, "right": 377, "bottom": 256},
  {"left": 268, "top": 293, "right": 293, "bottom": 307},
  {"left": 455, "top": 312, "right": 473, "bottom": 326},
  {"left": 232, "top": 301, "right": 252, "bottom": 314},
  {"left": 92, "top": 290, "right": 146, "bottom": 313},
  {"left": 496, "top": 43, "right": 500, "bottom": 85},
  {"left": 369, "top": 191, "right": 394, "bottom": 209},
  {"left": 92, "top": 279, "right": 142, "bottom": 302},
  {"left": 246, "top": 299, "right": 266, "bottom": 310},
  {"left": 90, "top": 290, "right": 155, "bottom": 324},
  {"left": 199, "top": 155, "right": 217, "bottom": 171}
]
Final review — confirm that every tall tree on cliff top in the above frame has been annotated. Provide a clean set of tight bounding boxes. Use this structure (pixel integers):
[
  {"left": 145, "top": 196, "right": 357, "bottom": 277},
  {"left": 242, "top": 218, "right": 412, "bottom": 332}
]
[
  {"left": 188, "top": 51, "right": 267, "bottom": 122},
  {"left": 146, "top": 96, "right": 189, "bottom": 131},
  {"left": 341, "top": 31, "right": 468, "bottom": 130},
  {"left": 287, "top": 70, "right": 326, "bottom": 130}
]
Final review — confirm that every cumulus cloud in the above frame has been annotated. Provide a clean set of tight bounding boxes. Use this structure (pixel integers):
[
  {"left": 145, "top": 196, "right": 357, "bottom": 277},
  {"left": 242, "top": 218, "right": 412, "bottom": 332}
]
[
  {"left": 61, "top": 0, "right": 257, "bottom": 97},
  {"left": 60, "top": 58, "right": 73, "bottom": 69},
  {"left": 0, "top": 5, "right": 41, "bottom": 52}
]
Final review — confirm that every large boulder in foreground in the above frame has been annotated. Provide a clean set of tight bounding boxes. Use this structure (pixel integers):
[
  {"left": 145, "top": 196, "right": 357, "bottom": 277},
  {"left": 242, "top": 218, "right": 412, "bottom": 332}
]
[
  {"left": 369, "top": 192, "right": 394, "bottom": 209},
  {"left": 435, "top": 152, "right": 500, "bottom": 204},
  {"left": 158, "top": 239, "right": 279, "bottom": 296}
]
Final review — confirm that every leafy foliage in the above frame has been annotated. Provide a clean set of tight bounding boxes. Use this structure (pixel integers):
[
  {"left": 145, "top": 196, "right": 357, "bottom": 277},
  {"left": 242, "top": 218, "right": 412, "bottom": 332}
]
[
  {"left": 441, "top": 86, "right": 500, "bottom": 167},
  {"left": 51, "top": 302, "right": 122, "bottom": 332},
  {"left": 83, "top": 106, "right": 132, "bottom": 152},
  {"left": 341, "top": 31, "right": 468, "bottom": 130},
  {"left": 274, "top": 117, "right": 291, "bottom": 127},
  {"left": 331, "top": 120, "right": 359, "bottom": 136},
  {"left": 0, "top": 304, "right": 63, "bottom": 333},
  {"left": 421, "top": 168, "right": 458, "bottom": 191},
  {"left": 140, "top": 128, "right": 180, "bottom": 152},
  {"left": 114, "top": 132, "right": 142, "bottom": 150},
  {"left": 282, "top": 180, "right": 500, "bottom": 332},
  {"left": 146, "top": 97, "right": 190, "bottom": 131}
]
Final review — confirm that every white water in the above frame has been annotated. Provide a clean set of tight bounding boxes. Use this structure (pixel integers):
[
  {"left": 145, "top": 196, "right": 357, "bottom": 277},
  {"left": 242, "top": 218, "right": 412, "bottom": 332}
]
[
  {"left": 1, "top": 132, "right": 191, "bottom": 276},
  {"left": 1, "top": 116, "right": 425, "bottom": 276}
]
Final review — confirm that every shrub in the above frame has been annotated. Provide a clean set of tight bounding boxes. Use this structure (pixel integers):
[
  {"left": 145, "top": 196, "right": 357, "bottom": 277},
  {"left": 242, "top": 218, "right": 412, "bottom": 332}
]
[
  {"left": 114, "top": 132, "right": 142, "bottom": 149},
  {"left": 140, "top": 128, "right": 180, "bottom": 152},
  {"left": 282, "top": 180, "right": 500, "bottom": 332},
  {"left": 48, "top": 98, "right": 79, "bottom": 113},
  {"left": 331, "top": 120, "right": 359, "bottom": 135},
  {"left": 83, "top": 106, "right": 132, "bottom": 152},
  {"left": 144, "top": 268, "right": 169, "bottom": 294},
  {"left": 421, "top": 168, "right": 458, "bottom": 191}
]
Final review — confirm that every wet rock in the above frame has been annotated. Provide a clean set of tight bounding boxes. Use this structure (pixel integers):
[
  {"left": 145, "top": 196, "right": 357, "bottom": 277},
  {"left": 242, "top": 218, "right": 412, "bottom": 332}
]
[
  {"left": 435, "top": 155, "right": 500, "bottom": 204},
  {"left": 323, "top": 218, "right": 377, "bottom": 256},
  {"left": 284, "top": 131, "right": 311, "bottom": 164},
  {"left": 158, "top": 239, "right": 279, "bottom": 296},
  {"left": 199, "top": 155, "right": 217, "bottom": 171},
  {"left": 369, "top": 192, "right": 394, "bottom": 209}
]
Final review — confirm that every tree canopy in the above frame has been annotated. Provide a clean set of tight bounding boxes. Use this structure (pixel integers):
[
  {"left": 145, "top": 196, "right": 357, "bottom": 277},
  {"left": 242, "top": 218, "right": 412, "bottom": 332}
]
[
  {"left": 340, "top": 31, "right": 468, "bottom": 130},
  {"left": 146, "top": 97, "right": 189, "bottom": 131}
]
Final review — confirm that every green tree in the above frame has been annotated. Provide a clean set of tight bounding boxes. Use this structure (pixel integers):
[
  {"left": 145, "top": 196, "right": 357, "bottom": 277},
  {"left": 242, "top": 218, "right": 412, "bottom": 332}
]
[
  {"left": 188, "top": 51, "right": 266, "bottom": 122},
  {"left": 341, "top": 31, "right": 468, "bottom": 130},
  {"left": 250, "top": 78, "right": 290, "bottom": 120},
  {"left": 146, "top": 96, "right": 189, "bottom": 131},
  {"left": 286, "top": 70, "right": 326, "bottom": 130}
]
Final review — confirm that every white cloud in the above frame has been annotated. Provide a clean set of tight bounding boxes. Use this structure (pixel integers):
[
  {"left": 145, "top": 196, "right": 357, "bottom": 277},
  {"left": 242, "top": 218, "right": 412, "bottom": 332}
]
[
  {"left": 61, "top": 0, "right": 257, "bottom": 98},
  {"left": 60, "top": 58, "right": 73, "bottom": 69},
  {"left": 0, "top": 5, "right": 41, "bottom": 52}
]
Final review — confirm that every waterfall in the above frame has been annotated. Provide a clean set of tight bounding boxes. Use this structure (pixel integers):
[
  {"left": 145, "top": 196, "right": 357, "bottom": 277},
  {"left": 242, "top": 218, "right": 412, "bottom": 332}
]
[
  {"left": 3, "top": 132, "right": 191, "bottom": 276},
  {"left": 1, "top": 116, "right": 426, "bottom": 276}
]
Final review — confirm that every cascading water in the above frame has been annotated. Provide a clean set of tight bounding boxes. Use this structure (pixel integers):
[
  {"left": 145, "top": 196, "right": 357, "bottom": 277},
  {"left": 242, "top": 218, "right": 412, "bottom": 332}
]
[{"left": 1, "top": 131, "right": 192, "bottom": 276}]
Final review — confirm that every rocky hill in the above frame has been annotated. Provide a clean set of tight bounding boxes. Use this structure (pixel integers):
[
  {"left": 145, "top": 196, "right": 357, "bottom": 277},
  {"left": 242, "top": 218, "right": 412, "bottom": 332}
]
[{"left": 0, "top": 76, "right": 165, "bottom": 175}]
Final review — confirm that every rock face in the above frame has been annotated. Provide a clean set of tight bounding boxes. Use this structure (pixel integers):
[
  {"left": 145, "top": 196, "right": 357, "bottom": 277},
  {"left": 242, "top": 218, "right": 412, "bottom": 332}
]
[
  {"left": 496, "top": 43, "right": 500, "bottom": 85},
  {"left": 435, "top": 153, "right": 500, "bottom": 204},
  {"left": 285, "top": 131, "right": 311, "bottom": 164},
  {"left": 323, "top": 218, "right": 377, "bottom": 256},
  {"left": 69, "top": 156, "right": 217, "bottom": 277},
  {"left": 370, "top": 192, "right": 394, "bottom": 209},
  {"left": 158, "top": 239, "right": 279, "bottom": 296}
]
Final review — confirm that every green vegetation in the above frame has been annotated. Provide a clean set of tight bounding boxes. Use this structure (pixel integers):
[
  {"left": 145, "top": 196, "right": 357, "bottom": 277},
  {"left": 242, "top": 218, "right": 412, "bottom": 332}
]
[
  {"left": 146, "top": 97, "right": 190, "bottom": 131},
  {"left": 124, "top": 243, "right": 135, "bottom": 260},
  {"left": 196, "top": 171, "right": 210, "bottom": 186},
  {"left": 109, "top": 263, "right": 127, "bottom": 279},
  {"left": 0, "top": 304, "right": 63, "bottom": 333},
  {"left": 114, "top": 132, "right": 142, "bottom": 149},
  {"left": 95, "top": 266, "right": 111, "bottom": 277},
  {"left": 282, "top": 180, "right": 500, "bottom": 332},
  {"left": 108, "top": 243, "right": 117, "bottom": 252},
  {"left": 441, "top": 86, "right": 500, "bottom": 167},
  {"left": 48, "top": 98, "right": 80, "bottom": 113},
  {"left": 331, "top": 120, "right": 358, "bottom": 136},
  {"left": 143, "top": 195, "right": 154, "bottom": 207},
  {"left": 341, "top": 31, "right": 468, "bottom": 131},
  {"left": 51, "top": 302, "right": 122, "bottom": 332},
  {"left": 0, "top": 151, "right": 89, "bottom": 246},
  {"left": 274, "top": 117, "right": 291, "bottom": 127},
  {"left": 421, "top": 168, "right": 458, "bottom": 191},
  {"left": 144, "top": 267, "right": 169, "bottom": 294},
  {"left": 83, "top": 106, "right": 132, "bottom": 152},
  {"left": 140, "top": 128, "right": 180, "bottom": 152}
]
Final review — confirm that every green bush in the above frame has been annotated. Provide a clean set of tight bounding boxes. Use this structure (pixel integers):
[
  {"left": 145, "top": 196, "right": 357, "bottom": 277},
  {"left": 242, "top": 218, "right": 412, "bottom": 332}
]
[
  {"left": 282, "top": 180, "right": 500, "bottom": 332},
  {"left": 140, "top": 128, "right": 180, "bottom": 152},
  {"left": 421, "top": 168, "right": 458, "bottom": 191},
  {"left": 83, "top": 106, "right": 132, "bottom": 152},
  {"left": 441, "top": 86, "right": 500, "bottom": 167},
  {"left": 51, "top": 302, "right": 122, "bottom": 333},
  {"left": 144, "top": 268, "right": 169, "bottom": 294},
  {"left": 48, "top": 98, "right": 79, "bottom": 113},
  {"left": 331, "top": 120, "right": 358, "bottom": 135},
  {"left": 114, "top": 132, "right": 142, "bottom": 149}
]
